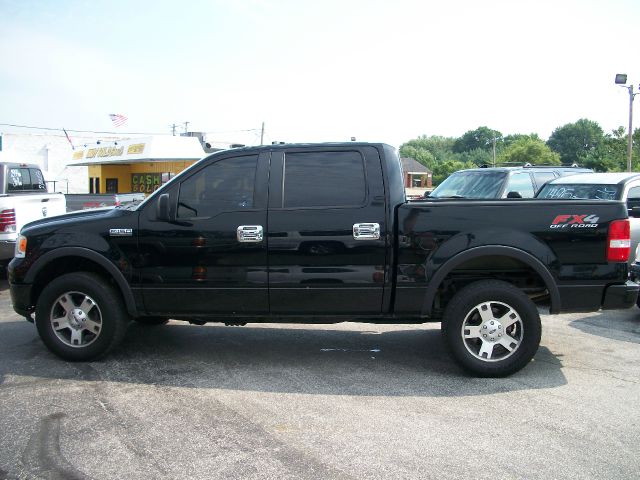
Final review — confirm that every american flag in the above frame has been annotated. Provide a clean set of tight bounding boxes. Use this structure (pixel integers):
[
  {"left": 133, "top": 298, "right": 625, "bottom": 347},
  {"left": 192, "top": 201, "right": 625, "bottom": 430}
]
[{"left": 109, "top": 113, "right": 128, "bottom": 128}]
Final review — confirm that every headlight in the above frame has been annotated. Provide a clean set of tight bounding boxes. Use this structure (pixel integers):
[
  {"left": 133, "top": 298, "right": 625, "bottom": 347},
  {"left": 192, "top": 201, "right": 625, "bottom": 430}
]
[{"left": 14, "top": 235, "right": 27, "bottom": 258}]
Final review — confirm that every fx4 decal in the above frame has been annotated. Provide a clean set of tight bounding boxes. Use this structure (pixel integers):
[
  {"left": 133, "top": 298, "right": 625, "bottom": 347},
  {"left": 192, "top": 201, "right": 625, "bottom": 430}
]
[{"left": 550, "top": 214, "right": 600, "bottom": 229}]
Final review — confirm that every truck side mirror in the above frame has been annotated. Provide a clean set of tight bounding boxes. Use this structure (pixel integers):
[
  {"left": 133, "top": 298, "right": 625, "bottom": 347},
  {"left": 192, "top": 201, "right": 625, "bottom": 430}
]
[
  {"left": 157, "top": 194, "right": 171, "bottom": 221},
  {"left": 630, "top": 206, "right": 640, "bottom": 218},
  {"left": 506, "top": 191, "right": 522, "bottom": 199}
]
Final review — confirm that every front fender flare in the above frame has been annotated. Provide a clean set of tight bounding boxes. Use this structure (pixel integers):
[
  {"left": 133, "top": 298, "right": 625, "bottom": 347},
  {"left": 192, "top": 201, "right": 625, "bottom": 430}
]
[
  {"left": 421, "top": 245, "right": 560, "bottom": 315},
  {"left": 26, "top": 247, "right": 138, "bottom": 317}
]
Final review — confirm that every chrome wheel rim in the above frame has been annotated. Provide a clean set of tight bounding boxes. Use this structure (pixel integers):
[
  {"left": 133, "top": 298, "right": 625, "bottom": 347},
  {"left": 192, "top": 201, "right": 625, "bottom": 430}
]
[
  {"left": 49, "top": 291, "right": 103, "bottom": 348},
  {"left": 460, "top": 300, "right": 523, "bottom": 362}
]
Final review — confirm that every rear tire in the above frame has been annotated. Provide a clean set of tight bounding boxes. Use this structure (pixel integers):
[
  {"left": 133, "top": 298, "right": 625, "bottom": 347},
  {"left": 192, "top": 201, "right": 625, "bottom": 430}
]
[
  {"left": 441, "top": 280, "right": 541, "bottom": 377},
  {"left": 35, "top": 272, "right": 129, "bottom": 361}
]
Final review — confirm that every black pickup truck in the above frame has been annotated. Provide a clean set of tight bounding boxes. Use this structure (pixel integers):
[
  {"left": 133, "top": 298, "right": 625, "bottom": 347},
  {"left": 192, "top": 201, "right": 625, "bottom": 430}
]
[{"left": 8, "top": 143, "right": 639, "bottom": 376}]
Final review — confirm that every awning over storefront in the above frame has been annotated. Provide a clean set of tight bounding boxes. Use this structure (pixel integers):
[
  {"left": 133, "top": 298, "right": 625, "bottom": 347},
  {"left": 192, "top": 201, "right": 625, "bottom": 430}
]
[{"left": 69, "top": 136, "right": 205, "bottom": 166}]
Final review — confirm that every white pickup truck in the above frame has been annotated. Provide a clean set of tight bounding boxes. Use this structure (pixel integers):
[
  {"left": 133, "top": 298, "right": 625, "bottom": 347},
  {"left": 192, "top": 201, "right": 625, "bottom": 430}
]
[{"left": 0, "top": 162, "right": 66, "bottom": 264}]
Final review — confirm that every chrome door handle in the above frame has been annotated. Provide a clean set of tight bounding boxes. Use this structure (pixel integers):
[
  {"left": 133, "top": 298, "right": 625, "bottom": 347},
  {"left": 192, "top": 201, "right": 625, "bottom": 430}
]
[
  {"left": 353, "top": 223, "right": 380, "bottom": 240},
  {"left": 237, "top": 225, "right": 264, "bottom": 243}
]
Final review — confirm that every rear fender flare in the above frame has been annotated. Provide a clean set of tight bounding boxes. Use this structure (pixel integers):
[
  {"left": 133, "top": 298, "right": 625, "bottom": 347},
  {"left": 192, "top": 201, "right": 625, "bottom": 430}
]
[{"left": 421, "top": 245, "right": 560, "bottom": 315}]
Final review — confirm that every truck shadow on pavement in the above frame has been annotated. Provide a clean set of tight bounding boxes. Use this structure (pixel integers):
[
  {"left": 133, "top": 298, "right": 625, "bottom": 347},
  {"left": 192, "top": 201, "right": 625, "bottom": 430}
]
[
  {"left": 569, "top": 310, "right": 640, "bottom": 344},
  {"left": 0, "top": 320, "right": 567, "bottom": 397}
]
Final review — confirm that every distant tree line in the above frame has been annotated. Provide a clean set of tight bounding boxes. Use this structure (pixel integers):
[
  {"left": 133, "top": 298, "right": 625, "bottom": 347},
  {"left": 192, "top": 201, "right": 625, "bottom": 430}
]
[{"left": 400, "top": 119, "right": 640, "bottom": 185}]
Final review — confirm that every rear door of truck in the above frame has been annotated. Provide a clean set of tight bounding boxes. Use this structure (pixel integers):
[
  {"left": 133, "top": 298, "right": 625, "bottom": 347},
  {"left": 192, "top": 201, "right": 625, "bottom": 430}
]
[{"left": 266, "top": 145, "right": 388, "bottom": 314}]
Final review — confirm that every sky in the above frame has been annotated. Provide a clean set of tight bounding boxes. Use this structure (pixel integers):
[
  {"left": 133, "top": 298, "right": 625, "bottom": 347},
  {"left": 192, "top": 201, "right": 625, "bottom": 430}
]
[{"left": 1, "top": 0, "right": 639, "bottom": 149}]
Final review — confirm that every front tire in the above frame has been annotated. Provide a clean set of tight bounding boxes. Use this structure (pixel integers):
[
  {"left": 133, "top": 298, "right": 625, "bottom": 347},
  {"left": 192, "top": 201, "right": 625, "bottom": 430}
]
[
  {"left": 442, "top": 280, "right": 541, "bottom": 377},
  {"left": 35, "top": 272, "right": 129, "bottom": 361}
]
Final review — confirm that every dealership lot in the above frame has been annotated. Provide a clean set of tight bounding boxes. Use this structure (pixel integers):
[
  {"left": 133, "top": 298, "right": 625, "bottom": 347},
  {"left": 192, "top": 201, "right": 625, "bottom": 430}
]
[{"left": 0, "top": 279, "right": 639, "bottom": 480}]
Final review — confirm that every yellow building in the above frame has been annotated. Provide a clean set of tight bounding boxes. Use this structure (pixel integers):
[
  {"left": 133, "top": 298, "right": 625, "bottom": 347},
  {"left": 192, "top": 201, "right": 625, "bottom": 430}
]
[{"left": 69, "top": 136, "right": 206, "bottom": 194}]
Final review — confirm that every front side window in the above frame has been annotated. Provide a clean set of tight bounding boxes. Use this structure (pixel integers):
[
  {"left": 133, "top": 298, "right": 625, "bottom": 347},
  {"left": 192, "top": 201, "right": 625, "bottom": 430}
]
[
  {"left": 177, "top": 155, "right": 257, "bottom": 218},
  {"left": 283, "top": 151, "right": 366, "bottom": 208},
  {"left": 532, "top": 172, "right": 556, "bottom": 191},
  {"left": 504, "top": 172, "right": 535, "bottom": 198}
]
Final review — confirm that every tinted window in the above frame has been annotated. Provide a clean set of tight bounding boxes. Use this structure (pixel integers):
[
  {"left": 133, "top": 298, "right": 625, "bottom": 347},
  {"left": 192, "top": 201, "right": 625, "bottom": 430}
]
[
  {"left": 429, "top": 171, "right": 507, "bottom": 199},
  {"left": 283, "top": 151, "right": 365, "bottom": 208},
  {"left": 537, "top": 183, "right": 621, "bottom": 200},
  {"left": 504, "top": 172, "right": 535, "bottom": 198},
  {"left": 6, "top": 167, "right": 46, "bottom": 192},
  {"left": 177, "top": 155, "right": 257, "bottom": 218}
]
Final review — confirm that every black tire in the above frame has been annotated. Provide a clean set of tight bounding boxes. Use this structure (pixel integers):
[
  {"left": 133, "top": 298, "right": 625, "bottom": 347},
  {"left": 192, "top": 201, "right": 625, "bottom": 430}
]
[
  {"left": 441, "top": 280, "right": 541, "bottom": 377},
  {"left": 133, "top": 316, "right": 170, "bottom": 326},
  {"left": 35, "top": 272, "right": 129, "bottom": 361}
]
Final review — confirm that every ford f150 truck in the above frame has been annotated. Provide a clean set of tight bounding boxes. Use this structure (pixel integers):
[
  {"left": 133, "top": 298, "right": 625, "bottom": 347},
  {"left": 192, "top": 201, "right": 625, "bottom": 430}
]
[{"left": 8, "top": 143, "right": 639, "bottom": 376}]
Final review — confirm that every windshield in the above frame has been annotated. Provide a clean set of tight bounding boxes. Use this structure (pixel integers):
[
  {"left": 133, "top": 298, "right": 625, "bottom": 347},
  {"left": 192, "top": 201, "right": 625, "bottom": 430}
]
[
  {"left": 536, "top": 183, "right": 621, "bottom": 200},
  {"left": 430, "top": 171, "right": 507, "bottom": 199}
]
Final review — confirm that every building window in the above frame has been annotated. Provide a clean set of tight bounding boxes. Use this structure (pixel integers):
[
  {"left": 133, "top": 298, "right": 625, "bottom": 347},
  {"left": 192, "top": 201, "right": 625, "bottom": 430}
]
[{"left": 106, "top": 178, "right": 118, "bottom": 193}]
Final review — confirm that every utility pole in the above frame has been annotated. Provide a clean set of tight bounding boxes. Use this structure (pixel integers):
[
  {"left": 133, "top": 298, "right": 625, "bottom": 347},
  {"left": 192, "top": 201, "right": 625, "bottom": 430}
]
[
  {"left": 260, "top": 122, "right": 265, "bottom": 145},
  {"left": 492, "top": 137, "right": 497, "bottom": 167},
  {"left": 170, "top": 124, "right": 178, "bottom": 136},
  {"left": 184, "top": 121, "right": 190, "bottom": 134}
]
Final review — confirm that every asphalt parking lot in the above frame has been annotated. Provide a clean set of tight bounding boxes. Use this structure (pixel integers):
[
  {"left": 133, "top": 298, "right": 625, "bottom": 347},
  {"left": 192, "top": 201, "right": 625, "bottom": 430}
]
[{"left": 0, "top": 278, "right": 639, "bottom": 480}]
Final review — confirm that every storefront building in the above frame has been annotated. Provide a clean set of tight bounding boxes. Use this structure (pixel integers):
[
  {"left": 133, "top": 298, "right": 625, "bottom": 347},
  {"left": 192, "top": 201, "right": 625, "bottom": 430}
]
[{"left": 69, "top": 136, "right": 206, "bottom": 194}]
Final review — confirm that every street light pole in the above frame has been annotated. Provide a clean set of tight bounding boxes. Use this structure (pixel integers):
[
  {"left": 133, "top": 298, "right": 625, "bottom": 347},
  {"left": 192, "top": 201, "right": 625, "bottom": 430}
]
[
  {"left": 615, "top": 74, "right": 638, "bottom": 172},
  {"left": 627, "top": 84, "right": 634, "bottom": 172}
]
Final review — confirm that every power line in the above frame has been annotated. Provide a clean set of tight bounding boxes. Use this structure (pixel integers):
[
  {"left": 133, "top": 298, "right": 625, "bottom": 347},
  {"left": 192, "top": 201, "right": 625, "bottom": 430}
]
[
  {"left": 0, "top": 122, "right": 164, "bottom": 135},
  {"left": 1, "top": 122, "right": 262, "bottom": 136}
]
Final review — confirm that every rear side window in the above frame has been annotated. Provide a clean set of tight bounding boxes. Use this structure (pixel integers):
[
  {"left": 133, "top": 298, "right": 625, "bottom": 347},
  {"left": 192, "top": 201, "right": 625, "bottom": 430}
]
[
  {"left": 283, "top": 151, "right": 366, "bottom": 208},
  {"left": 6, "top": 168, "right": 47, "bottom": 192}
]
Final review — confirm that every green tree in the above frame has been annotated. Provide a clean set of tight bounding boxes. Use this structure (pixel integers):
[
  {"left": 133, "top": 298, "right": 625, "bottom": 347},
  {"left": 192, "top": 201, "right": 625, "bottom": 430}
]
[
  {"left": 547, "top": 119, "right": 604, "bottom": 165},
  {"left": 400, "top": 135, "right": 477, "bottom": 185},
  {"left": 453, "top": 126, "right": 503, "bottom": 153},
  {"left": 582, "top": 127, "right": 635, "bottom": 172},
  {"left": 503, "top": 133, "right": 541, "bottom": 148},
  {"left": 400, "top": 135, "right": 456, "bottom": 167},
  {"left": 497, "top": 138, "right": 561, "bottom": 165}
]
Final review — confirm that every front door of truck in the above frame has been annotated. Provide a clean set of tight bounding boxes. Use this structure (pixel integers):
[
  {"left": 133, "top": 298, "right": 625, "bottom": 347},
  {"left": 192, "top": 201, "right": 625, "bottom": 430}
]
[
  {"left": 266, "top": 146, "right": 388, "bottom": 315},
  {"left": 136, "top": 152, "right": 269, "bottom": 316}
]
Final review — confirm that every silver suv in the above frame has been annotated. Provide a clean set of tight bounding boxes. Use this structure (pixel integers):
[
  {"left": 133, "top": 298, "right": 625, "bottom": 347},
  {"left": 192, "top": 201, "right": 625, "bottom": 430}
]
[{"left": 428, "top": 165, "right": 592, "bottom": 199}]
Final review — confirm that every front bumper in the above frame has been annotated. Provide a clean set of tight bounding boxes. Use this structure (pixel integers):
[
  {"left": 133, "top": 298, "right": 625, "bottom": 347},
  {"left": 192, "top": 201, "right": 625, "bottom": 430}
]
[
  {"left": 9, "top": 282, "right": 33, "bottom": 317},
  {"left": 602, "top": 280, "right": 639, "bottom": 310}
]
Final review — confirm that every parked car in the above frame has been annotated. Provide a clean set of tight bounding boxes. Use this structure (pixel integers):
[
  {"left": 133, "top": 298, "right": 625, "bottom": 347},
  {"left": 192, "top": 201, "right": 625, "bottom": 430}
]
[
  {"left": 7, "top": 144, "right": 637, "bottom": 377},
  {"left": 427, "top": 164, "right": 592, "bottom": 199},
  {"left": 536, "top": 172, "right": 640, "bottom": 266},
  {"left": 0, "top": 161, "right": 66, "bottom": 265},
  {"left": 65, "top": 192, "right": 145, "bottom": 212}
]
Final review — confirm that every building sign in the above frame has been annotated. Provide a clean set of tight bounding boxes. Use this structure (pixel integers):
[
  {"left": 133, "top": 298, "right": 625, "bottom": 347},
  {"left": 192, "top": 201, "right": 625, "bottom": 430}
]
[
  {"left": 132, "top": 173, "right": 161, "bottom": 193},
  {"left": 127, "top": 143, "right": 145, "bottom": 155},
  {"left": 86, "top": 146, "right": 125, "bottom": 159}
]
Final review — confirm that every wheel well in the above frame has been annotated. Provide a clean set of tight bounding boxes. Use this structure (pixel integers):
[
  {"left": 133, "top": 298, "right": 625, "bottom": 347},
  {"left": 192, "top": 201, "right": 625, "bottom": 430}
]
[
  {"left": 434, "top": 255, "right": 549, "bottom": 313},
  {"left": 31, "top": 256, "right": 127, "bottom": 312}
]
